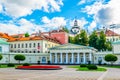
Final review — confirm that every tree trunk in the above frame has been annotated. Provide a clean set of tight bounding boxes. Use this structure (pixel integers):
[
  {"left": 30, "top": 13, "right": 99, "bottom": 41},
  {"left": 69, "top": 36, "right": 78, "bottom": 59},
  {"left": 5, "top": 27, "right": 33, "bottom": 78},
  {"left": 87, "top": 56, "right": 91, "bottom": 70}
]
[
  {"left": 18, "top": 60, "right": 20, "bottom": 64},
  {"left": 110, "top": 62, "right": 114, "bottom": 66}
]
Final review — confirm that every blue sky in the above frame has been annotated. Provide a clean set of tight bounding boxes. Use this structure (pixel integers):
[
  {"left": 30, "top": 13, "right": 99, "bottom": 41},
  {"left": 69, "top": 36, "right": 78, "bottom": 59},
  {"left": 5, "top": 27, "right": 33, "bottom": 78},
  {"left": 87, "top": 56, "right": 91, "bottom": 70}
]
[{"left": 0, "top": 0, "right": 120, "bottom": 34}]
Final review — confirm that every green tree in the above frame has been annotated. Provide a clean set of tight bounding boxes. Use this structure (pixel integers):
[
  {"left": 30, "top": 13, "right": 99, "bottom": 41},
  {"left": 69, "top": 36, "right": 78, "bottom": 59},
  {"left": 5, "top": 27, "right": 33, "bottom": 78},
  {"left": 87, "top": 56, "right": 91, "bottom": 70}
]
[
  {"left": 74, "top": 34, "right": 80, "bottom": 44},
  {"left": 97, "top": 31, "right": 106, "bottom": 51},
  {"left": 14, "top": 54, "right": 26, "bottom": 64},
  {"left": 105, "top": 42, "right": 112, "bottom": 51},
  {"left": 0, "top": 54, "right": 3, "bottom": 67},
  {"left": 69, "top": 36, "right": 75, "bottom": 43},
  {"left": 104, "top": 54, "right": 118, "bottom": 65},
  {"left": 79, "top": 30, "right": 89, "bottom": 46},
  {"left": 89, "top": 31, "right": 99, "bottom": 49},
  {"left": 63, "top": 27, "right": 69, "bottom": 33},
  {"left": 25, "top": 32, "right": 30, "bottom": 37},
  {"left": 0, "top": 54, "right": 2, "bottom": 60}
]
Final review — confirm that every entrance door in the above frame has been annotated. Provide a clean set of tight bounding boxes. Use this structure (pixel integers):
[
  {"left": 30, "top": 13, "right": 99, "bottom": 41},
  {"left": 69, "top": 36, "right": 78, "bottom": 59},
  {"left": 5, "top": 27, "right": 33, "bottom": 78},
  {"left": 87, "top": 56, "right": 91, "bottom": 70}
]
[{"left": 42, "top": 57, "right": 46, "bottom": 63}]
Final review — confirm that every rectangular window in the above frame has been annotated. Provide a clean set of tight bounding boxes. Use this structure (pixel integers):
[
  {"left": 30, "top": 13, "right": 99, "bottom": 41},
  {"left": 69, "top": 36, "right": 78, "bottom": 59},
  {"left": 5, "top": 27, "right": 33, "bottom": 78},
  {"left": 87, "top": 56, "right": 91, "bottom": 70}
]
[
  {"left": 34, "top": 43, "right": 36, "bottom": 47},
  {"left": 26, "top": 43, "right": 27, "bottom": 48},
  {"left": 11, "top": 44, "right": 13, "bottom": 48},
  {"left": 38, "top": 43, "right": 40, "bottom": 46},
  {"left": 45, "top": 44, "right": 47, "bottom": 48},
  {"left": 14, "top": 44, "right": 16, "bottom": 48},
  {"left": 18, "top": 44, "right": 20, "bottom": 48},
  {"left": 22, "top": 44, "right": 24, "bottom": 48},
  {"left": 29, "top": 43, "right": 31, "bottom": 48}
]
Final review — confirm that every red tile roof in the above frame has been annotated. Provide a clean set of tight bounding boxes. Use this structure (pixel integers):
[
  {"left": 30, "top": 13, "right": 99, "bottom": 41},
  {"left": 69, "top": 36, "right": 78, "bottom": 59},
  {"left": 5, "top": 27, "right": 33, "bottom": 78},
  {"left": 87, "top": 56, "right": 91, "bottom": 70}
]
[
  {"left": 0, "top": 32, "right": 12, "bottom": 39},
  {"left": 105, "top": 29, "right": 120, "bottom": 36}
]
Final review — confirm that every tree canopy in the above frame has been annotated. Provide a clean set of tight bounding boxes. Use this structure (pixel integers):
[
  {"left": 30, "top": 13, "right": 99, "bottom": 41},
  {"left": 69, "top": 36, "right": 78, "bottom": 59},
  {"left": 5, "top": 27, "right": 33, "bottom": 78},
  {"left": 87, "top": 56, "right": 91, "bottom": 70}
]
[
  {"left": 68, "top": 30, "right": 112, "bottom": 51},
  {"left": 104, "top": 54, "right": 118, "bottom": 65},
  {"left": 89, "top": 31, "right": 99, "bottom": 49},
  {"left": 14, "top": 54, "right": 26, "bottom": 64},
  {"left": 25, "top": 32, "right": 30, "bottom": 37},
  {"left": 0, "top": 54, "right": 3, "bottom": 60}
]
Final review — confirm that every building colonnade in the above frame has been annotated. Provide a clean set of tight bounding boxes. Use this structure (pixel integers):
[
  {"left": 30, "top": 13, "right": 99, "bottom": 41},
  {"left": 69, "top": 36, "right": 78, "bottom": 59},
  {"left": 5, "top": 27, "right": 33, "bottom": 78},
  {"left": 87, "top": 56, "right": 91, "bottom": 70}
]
[{"left": 50, "top": 52, "right": 93, "bottom": 64}]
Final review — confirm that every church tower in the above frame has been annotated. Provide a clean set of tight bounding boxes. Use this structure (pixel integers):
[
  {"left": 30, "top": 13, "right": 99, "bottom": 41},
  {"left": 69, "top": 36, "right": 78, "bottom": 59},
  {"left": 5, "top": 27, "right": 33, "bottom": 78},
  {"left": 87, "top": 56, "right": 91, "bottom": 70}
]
[{"left": 71, "top": 19, "right": 80, "bottom": 35}]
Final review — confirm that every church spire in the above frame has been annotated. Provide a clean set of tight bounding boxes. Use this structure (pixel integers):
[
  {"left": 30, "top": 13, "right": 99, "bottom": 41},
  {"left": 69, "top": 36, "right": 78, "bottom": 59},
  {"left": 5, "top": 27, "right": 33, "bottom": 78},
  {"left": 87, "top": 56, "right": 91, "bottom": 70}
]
[{"left": 74, "top": 19, "right": 78, "bottom": 26}]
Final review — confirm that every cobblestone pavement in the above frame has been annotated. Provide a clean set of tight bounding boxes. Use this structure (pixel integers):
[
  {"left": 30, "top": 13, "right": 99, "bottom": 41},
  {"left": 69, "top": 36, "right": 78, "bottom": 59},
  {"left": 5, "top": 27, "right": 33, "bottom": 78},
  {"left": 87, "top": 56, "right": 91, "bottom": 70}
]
[{"left": 0, "top": 66, "right": 120, "bottom": 80}]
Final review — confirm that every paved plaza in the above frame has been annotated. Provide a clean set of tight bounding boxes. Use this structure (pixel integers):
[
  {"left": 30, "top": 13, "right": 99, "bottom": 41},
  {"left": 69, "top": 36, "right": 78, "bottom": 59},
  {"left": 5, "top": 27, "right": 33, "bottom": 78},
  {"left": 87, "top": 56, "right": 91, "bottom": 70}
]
[{"left": 0, "top": 66, "right": 120, "bottom": 80}]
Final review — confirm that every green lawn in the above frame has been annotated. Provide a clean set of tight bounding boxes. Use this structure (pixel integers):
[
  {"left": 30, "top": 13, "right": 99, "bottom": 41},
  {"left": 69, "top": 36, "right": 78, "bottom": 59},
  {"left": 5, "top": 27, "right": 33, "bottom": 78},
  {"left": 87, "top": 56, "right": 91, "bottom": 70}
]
[
  {"left": 101, "top": 65, "right": 120, "bottom": 68},
  {"left": 68, "top": 65, "right": 107, "bottom": 71},
  {"left": 0, "top": 64, "right": 21, "bottom": 68}
]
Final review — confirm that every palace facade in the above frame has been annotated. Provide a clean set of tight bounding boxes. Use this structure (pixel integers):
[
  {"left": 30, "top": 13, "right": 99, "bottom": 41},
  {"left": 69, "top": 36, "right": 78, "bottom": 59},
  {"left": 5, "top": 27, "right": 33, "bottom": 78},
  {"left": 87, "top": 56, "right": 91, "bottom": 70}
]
[{"left": 0, "top": 20, "right": 120, "bottom": 64}]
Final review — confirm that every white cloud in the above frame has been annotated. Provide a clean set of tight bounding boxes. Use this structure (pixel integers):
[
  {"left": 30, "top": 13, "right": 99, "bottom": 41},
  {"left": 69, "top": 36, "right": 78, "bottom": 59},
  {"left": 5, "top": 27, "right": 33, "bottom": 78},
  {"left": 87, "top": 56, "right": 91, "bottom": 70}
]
[
  {"left": 0, "top": 18, "right": 45, "bottom": 35},
  {"left": 0, "top": 4, "right": 2, "bottom": 12},
  {"left": 78, "top": 0, "right": 86, "bottom": 5},
  {"left": 0, "top": 0, "right": 63, "bottom": 18},
  {"left": 82, "top": 1, "right": 103, "bottom": 15},
  {"left": 82, "top": 0, "right": 120, "bottom": 29},
  {"left": 41, "top": 16, "right": 66, "bottom": 30},
  {"left": 78, "top": 0, "right": 104, "bottom": 5},
  {"left": 88, "top": 21, "right": 96, "bottom": 31}
]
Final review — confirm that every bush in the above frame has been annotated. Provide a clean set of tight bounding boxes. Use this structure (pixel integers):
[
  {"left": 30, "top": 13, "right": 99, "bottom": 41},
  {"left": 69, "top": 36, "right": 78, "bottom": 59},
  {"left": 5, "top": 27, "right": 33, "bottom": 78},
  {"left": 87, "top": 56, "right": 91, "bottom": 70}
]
[
  {"left": 23, "top": 63, "right": 30, "bottom": 66},
  {"left": 37, "top": 61, "right": 40, "bottom": 64},
  {"left": 87, "top": 65, "right": 97, "bottom": 70},
  {"left": 103, "top": 63, "right": 107, "bottom": 65},
  {"left": 7, "top": 63, "right": 15, "bottom": 67},
  {"left": 80, "top": 64, "right": 87, "bottom": 67},
  {"left": 47, "top": 60, "right": 51, "bottom": 64}
]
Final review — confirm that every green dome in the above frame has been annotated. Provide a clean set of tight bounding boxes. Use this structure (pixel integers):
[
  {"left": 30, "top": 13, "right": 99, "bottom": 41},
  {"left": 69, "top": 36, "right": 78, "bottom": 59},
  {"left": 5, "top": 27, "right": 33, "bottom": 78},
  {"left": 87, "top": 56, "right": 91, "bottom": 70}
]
[{"left": 0, "top": 39, "right": 9, "bottom": 45}]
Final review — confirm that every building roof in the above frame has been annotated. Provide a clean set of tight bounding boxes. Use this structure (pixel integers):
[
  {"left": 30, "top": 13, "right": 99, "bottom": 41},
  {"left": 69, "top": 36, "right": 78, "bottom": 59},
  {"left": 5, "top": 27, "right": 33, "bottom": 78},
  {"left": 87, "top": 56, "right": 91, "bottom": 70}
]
[
  {"left": 8, "top": 35, "right": 60, "bottom": 44},
  {"left": 0, "top": 39, "right": 9, "bottom": 45},
  {"left": 49, "top": 43, "right": 96, "bottom": 50},
  {"left": 0, "top": 32, "right": 12, "bottom": 39},
  {"left": 105, "top": 29, "right": 120, "bottom": 36}
]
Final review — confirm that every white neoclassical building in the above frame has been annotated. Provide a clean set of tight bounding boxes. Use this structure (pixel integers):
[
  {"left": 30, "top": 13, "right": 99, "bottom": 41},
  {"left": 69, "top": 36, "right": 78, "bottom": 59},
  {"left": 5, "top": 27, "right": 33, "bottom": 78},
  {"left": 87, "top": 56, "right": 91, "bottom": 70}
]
[{"left": 49, "top": 43, "right": 97, "bottom": 64}]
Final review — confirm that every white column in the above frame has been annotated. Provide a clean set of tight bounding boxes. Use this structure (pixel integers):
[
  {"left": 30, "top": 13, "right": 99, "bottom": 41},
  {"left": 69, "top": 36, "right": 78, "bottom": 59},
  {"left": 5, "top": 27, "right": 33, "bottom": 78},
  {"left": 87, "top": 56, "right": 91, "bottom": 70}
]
[
  {"left": 71, "top": 53, "right": 74, "bottom": 64},
  {"left": 83, "top": 53, "right": 86, "bottom": 64},
  {"left": 55, "top": 53, "right": 57, "bottom": 63},
  {"left": 77, "top": 53, "right": 80, "bottom": 64},
  {"left": 66, "top": 53, "right": 68, "bottom": 64},
  {"left": 89, "top": 53, "right": 92, "bottom": 62},
  {"left": 60, "top": 53, "right": 62, "bottom": 63},
  {"left": 50, "top": 53, "right": 52, "bottom": 63}
]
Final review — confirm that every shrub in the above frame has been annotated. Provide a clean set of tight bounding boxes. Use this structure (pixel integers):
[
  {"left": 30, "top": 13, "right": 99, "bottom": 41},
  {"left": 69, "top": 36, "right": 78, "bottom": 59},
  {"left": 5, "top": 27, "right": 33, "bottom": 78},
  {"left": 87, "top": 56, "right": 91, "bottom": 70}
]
[
  {"left": 103, "top": 63, "right": 107, "bottom": 65},
  {"left": 47, "top": 60, "right": 50, "bottom": 64},
  {"left": 87, "top": 65, "right": 97, "bottom": 70},
  {"left": 23, "top": 63, "right": 30, "bottom": 66},
  {"left": 80, "top": 64, "right": 87, "bottom": 67},
  {"left": 7, "top": 63, "right": 15, "bottom": 67},
  {"left": 37, "top": 61, "right": 40, "bottom": 64}
]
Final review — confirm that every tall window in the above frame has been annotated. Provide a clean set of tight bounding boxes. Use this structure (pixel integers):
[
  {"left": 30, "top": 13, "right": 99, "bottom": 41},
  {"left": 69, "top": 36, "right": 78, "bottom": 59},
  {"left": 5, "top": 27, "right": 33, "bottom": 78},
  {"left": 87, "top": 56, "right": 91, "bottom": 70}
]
[
  {"left": 29, "top": 43, "right": 31, "bottom": 48},
  {"left": 38, "top": 43, "right": 40, "bottom": 46},
  {"left": 14, "top": 44, "right": 16, "bottom": 48},
  {"left": 0, "top": 46, "right": 2, "bottom": 52},
  {"left": 45, "top": 44, "right": 47, "bottom": 48},
  {"left": 18, "top": 44, "right": 20, "bottom": 48},
  {"left": 11, "top": 44, "right": 13, "bottom": 48},
  {"left": 33, "top": 43, "right": 36, "bottom": 47},
  {"left": 22, "top": 44, "right": 24, "bottom": 48},
  {"left": 26, "top": 43, "right": 27, "bottom": 48}
]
